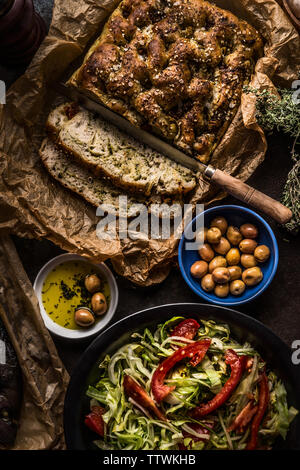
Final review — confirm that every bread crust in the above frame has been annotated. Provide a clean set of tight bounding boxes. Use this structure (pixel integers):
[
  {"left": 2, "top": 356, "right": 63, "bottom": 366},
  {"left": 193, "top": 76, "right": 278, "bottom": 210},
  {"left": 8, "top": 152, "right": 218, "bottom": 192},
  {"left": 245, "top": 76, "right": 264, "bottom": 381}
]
[
  {"left": 46, "top": 103, "right": 197, "bottom": 197},
  {"left": 68, "top": 0, "right": 263, "bottom": 164},
  {"left": 39, "top": 138, "right": 183, "bottom": 218}
]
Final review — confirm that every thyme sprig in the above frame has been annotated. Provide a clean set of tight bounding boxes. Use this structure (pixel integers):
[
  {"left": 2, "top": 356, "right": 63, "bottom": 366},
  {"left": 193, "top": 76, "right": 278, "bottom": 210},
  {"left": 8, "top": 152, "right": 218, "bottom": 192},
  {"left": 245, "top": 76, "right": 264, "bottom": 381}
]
[
  {"left": 244, "top": 85, "right": 300, "bottom": 234},
  {"left": 281, "top": 152, "right": 300, "bottom": 235}
]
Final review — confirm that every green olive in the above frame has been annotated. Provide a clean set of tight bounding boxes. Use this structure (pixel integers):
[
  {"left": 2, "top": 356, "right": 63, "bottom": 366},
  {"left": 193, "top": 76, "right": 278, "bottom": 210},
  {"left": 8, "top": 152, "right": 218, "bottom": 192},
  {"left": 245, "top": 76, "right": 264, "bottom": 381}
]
[
  {"left": 242, "top": 267, "right": 263, "bottom": 286},
  {"left": 214, "top": 237, "right": 231, "bottom": 255},
  {"left": 190, "top": 260, "right": 208, "bottom": 279},
  {"left": 228, "top": 265, "right": 242, "bottom": 281},
  {"left": 84, "top": 274, "right": 102, "bottom": 293},
  {"left": 212, "top": 267, "right": 230, "bottom": 284},
  {"left": 241, "top": 254, "right": 257, "bottom": 268},
  {"left": 226, "top": 248, "right": 241, "bottom": 266},
  {"left": 198, "top": 243, "right": 215, "bottom": 262},
  {"left": 169, "top": 123, "right": 178, "bottom": 136},
  {"left": 91, "top": 292, "right": 108, "bottom": 316},
  {"left": 210, "top": 216, "right": 228, "bottom": 235},
  {"left": 226, "top": 226, "right": 243, "bottom": 246},
  {"left": 230, "top": 280, "right": 246, "bottom": 296},
  {"left": 201, "top": 274, "right": 215, "bottom": 292},
  {"left": 214, "top": 283, "right": 229, "bottom": 298},
  {"left": 240, "top": 223, "right": 258, "bottom": 239},
  {"left": 209, "top": 256, "right": 227, "bottom": 273},
  {"left": 206, "top": 227, "right": 222, "bottom": 244},
  {"left": 75, "top": 307, "right": 95, "bottom": 328},
  {"left": 254, "top": 245, "right": 270, "bottom": 263},
  {"left": 239, "top": 239, "right": 258, "bottom": 254}
]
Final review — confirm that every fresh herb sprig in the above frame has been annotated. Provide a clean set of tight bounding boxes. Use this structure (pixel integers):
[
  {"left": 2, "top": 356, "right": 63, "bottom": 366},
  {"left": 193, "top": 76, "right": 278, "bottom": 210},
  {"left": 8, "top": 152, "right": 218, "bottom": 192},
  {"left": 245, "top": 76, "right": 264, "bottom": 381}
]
[
  {"left": 244, "top": 85, "right": 300, "bottom": 234},
  {"left": 281, "top": 152, "right": 300, "bottom": 234}
]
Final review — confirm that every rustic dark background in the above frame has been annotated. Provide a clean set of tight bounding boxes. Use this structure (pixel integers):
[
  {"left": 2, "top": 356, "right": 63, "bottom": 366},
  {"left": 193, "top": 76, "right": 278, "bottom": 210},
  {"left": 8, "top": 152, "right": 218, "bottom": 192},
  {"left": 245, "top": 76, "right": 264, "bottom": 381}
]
[{"left": 1, "top": 0, "right": 299, "bottom": 373}]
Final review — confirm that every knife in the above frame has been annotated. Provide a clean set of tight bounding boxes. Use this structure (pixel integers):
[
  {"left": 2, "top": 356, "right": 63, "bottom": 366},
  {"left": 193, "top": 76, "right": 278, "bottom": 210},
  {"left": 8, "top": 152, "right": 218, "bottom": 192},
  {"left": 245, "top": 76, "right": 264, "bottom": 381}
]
[{"left": 55, "top": 82, "right": 292, "bottom": 225}]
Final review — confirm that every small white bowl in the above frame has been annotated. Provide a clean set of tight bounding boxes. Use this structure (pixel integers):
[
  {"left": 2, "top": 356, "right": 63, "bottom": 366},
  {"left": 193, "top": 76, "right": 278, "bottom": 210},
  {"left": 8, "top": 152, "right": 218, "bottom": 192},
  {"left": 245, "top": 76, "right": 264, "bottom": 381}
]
[{"left": 33, "top": 253, "right": 119, "bottom": 340}]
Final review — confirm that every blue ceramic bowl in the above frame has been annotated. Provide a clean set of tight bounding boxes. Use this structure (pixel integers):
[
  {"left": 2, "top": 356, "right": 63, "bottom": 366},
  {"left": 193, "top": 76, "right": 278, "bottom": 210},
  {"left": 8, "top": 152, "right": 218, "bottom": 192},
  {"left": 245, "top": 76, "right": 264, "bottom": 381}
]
[{"left": 178, "top": 205, "right": 279, "bottom": 306}]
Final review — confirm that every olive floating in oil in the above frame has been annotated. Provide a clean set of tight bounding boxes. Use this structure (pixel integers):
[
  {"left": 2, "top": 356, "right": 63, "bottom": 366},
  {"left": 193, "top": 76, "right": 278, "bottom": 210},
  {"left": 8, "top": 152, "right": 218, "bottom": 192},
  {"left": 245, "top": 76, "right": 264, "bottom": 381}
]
[
  {"left": 75, "top": 308, "right": 95, "bottom": 328},
  {"left": 91, "top": 292, "right": 107, "bottom": 316},
  {"left": 84, "top": 274, "right": 102, "bottom": 294}
]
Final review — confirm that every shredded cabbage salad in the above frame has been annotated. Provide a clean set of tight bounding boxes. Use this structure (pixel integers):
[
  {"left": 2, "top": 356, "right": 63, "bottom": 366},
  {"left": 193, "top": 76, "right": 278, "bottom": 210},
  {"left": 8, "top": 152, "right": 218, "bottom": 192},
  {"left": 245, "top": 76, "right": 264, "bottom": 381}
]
[{"left": 85, "top": 317, "right": 298, "bottom": 450}]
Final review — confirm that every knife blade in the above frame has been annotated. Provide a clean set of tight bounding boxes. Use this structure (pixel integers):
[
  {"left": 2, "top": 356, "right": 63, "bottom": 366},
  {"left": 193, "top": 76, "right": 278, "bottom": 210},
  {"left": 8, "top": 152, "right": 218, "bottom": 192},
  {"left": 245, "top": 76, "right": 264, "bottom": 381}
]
[
  {"left": 52, "top": 82, "right": 292, "bottom": 225},
  {"left": 54, "top": 82, "right": 203, "bottom": 174}
]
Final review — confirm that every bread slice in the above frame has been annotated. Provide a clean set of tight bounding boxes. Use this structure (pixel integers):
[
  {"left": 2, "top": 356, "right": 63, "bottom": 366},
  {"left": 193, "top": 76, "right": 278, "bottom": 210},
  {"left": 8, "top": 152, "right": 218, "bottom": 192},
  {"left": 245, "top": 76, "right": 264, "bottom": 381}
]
[
  {"left": 39, "top": 138, "right": 183, "bottom": 218},
  {"left": 46, "top": 103, "right": 196, "bottom": 197}
]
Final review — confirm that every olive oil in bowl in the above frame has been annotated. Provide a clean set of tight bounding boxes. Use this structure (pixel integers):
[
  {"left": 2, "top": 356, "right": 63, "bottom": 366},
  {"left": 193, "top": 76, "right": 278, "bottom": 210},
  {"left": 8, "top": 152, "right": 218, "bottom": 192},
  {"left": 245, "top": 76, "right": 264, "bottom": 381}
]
[{"left": 41, "top": 260, "right": 110, "bottom": 330}]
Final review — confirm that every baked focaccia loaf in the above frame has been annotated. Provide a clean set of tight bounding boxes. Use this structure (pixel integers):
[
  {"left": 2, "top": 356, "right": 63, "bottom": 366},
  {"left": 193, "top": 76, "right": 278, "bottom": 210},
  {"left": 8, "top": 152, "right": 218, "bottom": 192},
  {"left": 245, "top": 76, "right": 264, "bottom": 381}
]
[
  {"left": 47, "top": 103, "right": 196, "bottom": 197},
  {"left": 68, "top": 0, "right": 263, "bottom": 163}
]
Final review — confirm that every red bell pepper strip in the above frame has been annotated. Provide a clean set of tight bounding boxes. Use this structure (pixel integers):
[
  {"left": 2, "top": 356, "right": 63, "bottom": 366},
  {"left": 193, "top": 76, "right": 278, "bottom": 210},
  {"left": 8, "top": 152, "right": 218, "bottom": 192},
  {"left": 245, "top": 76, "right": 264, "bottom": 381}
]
[
  {"left": 123, "top": 375, "right": 167, "bottom": 422},
  {"left": 171, "top": 319, "right": 200, "bottom": 340},
  {"left": 227, "top": 401, "right": 258, "bottom": 433},
  {"left": 240, "top": 355, "right": 254, "bottom": 373},
  {"left": 84, "top": 405, "right": 106, "bottom": 437},
  {"left": 246, "top": 372, "right": 269, "bottom": 450},
  {"left": 191, "top": 349, "right": 244, "bottom": 419},
  {"left": 151, "top": 339, "right": 211, "bottom": 403},
  {"left": 179, "top": 422, "right": 213, "bottom": 449}
]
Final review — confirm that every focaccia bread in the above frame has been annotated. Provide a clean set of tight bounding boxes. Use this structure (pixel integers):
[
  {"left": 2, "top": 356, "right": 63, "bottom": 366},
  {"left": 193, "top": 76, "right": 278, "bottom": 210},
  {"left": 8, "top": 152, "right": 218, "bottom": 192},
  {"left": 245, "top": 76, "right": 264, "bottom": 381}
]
[
  {"left": 47, "top": 103, "right": 196, "bottom": 196},
  {"left": 68, "top": 0, "right": 263, "bottom": 163},
  {"left": 40, "top": 138, "right": 184, "bottom": 218}
]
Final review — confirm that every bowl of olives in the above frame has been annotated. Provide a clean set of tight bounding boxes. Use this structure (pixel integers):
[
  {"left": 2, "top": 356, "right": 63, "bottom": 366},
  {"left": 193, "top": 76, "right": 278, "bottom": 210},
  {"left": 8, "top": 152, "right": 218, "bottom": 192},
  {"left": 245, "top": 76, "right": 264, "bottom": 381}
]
[{"left": 178, "top": 205, "right": 279, "bottom": 305}]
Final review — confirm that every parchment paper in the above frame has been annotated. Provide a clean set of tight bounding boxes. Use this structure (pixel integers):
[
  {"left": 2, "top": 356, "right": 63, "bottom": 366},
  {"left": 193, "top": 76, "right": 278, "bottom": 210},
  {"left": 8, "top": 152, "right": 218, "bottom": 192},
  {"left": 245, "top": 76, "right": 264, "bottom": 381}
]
[
  {"left": 0, "top": 236, "right": 69, "bottom": 450},
  {"left": 0, "top": 0, "right": 299, "bottom": 286}
]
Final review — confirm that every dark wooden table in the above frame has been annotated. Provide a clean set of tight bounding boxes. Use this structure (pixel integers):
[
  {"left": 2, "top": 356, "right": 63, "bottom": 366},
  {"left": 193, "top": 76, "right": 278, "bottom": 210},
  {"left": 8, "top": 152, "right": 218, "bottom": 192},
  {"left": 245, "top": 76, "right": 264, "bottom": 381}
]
[{"left": 2, "top": 0, "right": 300, "bottom": 374}]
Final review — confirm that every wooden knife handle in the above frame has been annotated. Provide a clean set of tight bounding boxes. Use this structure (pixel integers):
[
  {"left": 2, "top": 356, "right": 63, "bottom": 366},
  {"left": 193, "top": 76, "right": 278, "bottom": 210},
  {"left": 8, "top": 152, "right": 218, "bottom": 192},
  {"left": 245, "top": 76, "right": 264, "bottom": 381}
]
[{"left": 208, "top": 168, "right": 292, "bottom": 225}]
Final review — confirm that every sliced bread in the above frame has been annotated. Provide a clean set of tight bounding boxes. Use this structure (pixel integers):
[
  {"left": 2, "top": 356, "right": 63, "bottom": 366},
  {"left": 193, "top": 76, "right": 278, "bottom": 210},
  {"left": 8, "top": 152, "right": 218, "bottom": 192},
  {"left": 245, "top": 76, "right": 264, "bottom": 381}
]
[
  {"left": 46, "top": 103, "right": 197, "bottom": 197},
  {"left": 39, "top": 138, "right": 183, "bottom": 218}
]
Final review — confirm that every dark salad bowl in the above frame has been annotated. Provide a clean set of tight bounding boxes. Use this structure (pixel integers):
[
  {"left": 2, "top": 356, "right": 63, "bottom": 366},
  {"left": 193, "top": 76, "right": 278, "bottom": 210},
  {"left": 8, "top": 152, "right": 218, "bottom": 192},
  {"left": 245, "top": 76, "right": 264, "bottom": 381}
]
[{"left": 64, "top": 303, "right": 300, "bottom": 450}]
